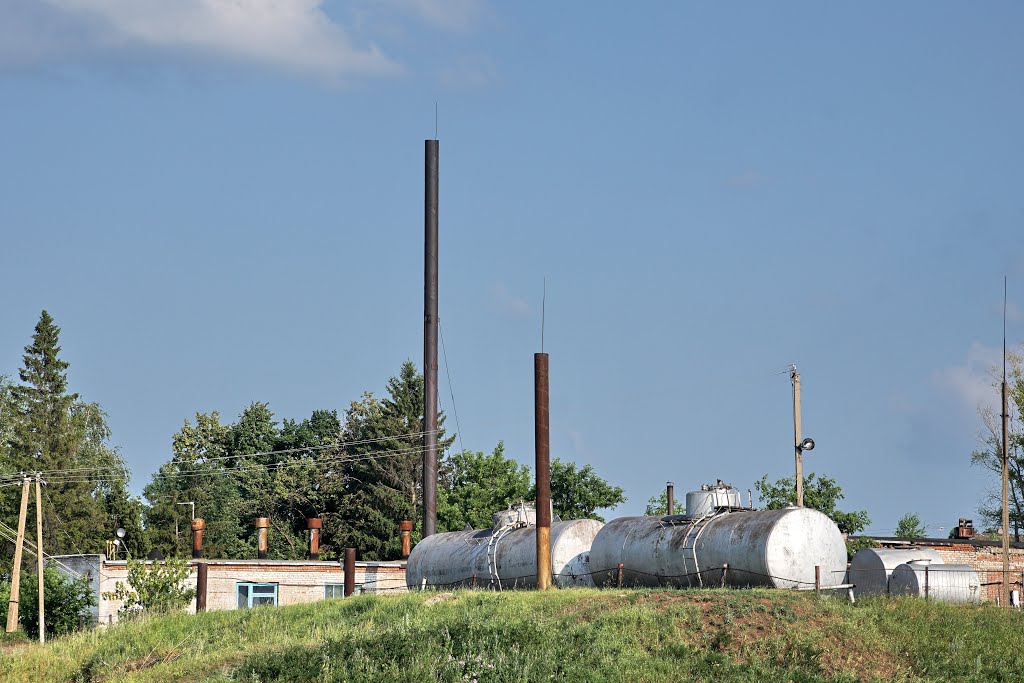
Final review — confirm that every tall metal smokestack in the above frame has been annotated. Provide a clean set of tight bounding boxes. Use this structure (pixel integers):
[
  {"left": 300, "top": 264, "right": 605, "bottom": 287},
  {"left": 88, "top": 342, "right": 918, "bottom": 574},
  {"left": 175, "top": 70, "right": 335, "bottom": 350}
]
[
  {"left": 423, "top": 139, "right": 439, "bottom": 538},
  {"left": 535, "top": 352, "right": 552, "bottom": 590}
]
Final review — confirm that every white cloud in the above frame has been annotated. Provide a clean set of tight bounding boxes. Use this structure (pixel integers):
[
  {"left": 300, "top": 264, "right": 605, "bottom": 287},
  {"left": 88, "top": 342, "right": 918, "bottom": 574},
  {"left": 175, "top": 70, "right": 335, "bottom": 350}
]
[
  {"left": 439, "top": 54, "right": 495, "bottom": 88},
  {"left": 932, "top": 341, "right": 1002, "bottom": 415},
  {"left": 492, "top": 284, "right": 531, "bottom": 317},
  {"left": 385, "top": 0, "right": 483, "bottom": 31},
  {"left": 0, "top": 0, "right": 402, "bottom": 79}
]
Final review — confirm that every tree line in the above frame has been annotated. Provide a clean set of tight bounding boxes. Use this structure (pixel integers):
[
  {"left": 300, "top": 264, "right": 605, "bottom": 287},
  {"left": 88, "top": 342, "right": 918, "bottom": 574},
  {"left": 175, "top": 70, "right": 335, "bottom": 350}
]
[{"left": 1, "top": 311, "right": 626, "bottom": 566}]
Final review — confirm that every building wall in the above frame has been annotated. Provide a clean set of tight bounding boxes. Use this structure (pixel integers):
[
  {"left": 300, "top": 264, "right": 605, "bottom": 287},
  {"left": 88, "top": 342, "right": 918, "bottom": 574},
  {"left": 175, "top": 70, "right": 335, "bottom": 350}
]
[{"left": 50, "top": 555, "right": 407, "bottom": 626}]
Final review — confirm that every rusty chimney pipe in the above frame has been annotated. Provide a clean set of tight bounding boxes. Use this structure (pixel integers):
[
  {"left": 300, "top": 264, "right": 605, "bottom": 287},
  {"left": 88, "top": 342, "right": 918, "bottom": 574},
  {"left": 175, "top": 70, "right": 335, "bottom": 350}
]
[
  {"left": 535, "top": 352, "right": 552, "bottom": 590},
  {"left": 307, "top": 518, "right": 322, "bottom": 560},
  {"left": 255, "top": 517, "right": 270, "bottom": 559},
  {"left": 344, "top": 547, "right": 356, "bottom": 597},
  {"left": 195, "top": 562, "right": 208, "bottom": 612},
  {"left": 191, "top": 518, "right": 206, "bottom": 559},
  {"left": 400, "top": 520, "right": 413, "bottom": 558},
  {"left": 666, "top": 483, "right": 675, "bottom": 516}
]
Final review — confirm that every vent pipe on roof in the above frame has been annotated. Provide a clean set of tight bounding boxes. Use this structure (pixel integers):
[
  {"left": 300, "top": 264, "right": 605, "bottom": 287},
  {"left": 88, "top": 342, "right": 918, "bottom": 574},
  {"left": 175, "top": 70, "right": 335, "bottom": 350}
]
[
  {"left": 307, "top": 518, "right": 322, "bottom": 560},
  {"left": 255, "top": 517, "right": 270, "bottom": 559},
  {"left": 400, "top": 520, "right": 413, "bottom": 558},
  {"left": 191, "top": 518, "right": 206, "bottom": 559}
]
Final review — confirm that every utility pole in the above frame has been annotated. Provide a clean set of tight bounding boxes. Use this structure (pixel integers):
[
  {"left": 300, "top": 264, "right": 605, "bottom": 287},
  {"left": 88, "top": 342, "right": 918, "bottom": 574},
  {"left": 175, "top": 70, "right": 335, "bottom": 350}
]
[
  {"left": 35, "top": 474, "right": 45, "bottom": 643},
  {"left": 5, "top": 476, "right": 31, "bottom": 633},
  {"left": 1001, "top": 277, "right": 1011, "bottom": 609},
  {"left": 791, "top": 366, "right": 803, "bottom": 508}
]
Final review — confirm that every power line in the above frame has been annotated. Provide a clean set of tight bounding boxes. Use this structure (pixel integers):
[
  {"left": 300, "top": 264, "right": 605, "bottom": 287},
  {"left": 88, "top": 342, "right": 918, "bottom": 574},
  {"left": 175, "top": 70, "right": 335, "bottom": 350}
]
[
  {"left": 0, "top": 430, "right": 436, "bottom": 483},
  {"left": 439, "top": 320, "right": 466, "bottom": 456}
]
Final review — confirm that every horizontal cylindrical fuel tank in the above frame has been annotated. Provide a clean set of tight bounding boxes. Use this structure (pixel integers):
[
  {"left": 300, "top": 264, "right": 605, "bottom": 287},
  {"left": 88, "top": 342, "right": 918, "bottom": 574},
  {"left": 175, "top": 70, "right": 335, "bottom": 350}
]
[
  {"left": 406, "top": 518, "right": 603, "bottom": 590},
  {"left": 848, "top": 548, "right": 945, "bottom": 597},
  {"left": 888, "top": 561, "right": 981, "bottom": 604},
  {"left": 589, "top": 507, "right": 846, "bottom": 589},
  {"left": 685, "top": 482, "right": 742, "bottom": 518}
]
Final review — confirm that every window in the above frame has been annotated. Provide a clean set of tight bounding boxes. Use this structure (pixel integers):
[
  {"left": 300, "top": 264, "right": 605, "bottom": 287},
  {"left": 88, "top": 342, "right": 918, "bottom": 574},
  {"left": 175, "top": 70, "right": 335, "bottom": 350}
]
[
  {"left": 236, "top": 582, "right": 278, "bottom": 609},
  {"left": 325, "top": 583, "right": 360, "bottom": 598}
]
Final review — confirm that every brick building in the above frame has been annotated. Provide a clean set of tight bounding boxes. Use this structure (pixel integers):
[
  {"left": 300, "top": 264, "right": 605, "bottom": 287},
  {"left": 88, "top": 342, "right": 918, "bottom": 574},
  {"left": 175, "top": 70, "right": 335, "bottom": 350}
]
[
  {"left": 857, "top": 536, "right": 1024, "bottom": 603},
  {"left": 52, "top": 554, "right": 407, "bottom": 626}
]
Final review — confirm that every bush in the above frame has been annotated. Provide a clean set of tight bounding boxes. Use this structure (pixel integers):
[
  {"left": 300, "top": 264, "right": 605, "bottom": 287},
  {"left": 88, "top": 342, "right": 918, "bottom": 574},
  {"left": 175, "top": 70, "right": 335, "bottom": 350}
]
[
  {"left": 0, "top": 569, "right": 95, "bottom": 638},
  {"left": 102, "top": 557, "right": 195, "bottom": 619}
]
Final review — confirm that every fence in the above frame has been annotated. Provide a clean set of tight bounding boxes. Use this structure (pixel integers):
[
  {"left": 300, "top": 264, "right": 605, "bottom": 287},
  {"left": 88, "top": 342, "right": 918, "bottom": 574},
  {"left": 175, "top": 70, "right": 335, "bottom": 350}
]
[{"left": 391, "top": 564, "right": 1024, "bottom": 606}]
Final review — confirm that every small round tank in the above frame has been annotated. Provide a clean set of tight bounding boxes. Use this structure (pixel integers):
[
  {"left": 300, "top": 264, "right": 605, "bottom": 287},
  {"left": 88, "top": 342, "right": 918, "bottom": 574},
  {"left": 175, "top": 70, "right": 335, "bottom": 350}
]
[
  {"left": 848, "top": 548, "right": 944, "bottom": 597},
  {"left": 589, "top": 507, "right": 846, "bottom": 589},
  {"left": 406, "top": 518, "right": 603, "bottom": 590},
  {"left": 685, "top": 482, "right": 742, "bottom": 518},
  {"left": 888, "top": 561, "right": 980, "bottom": 604}
]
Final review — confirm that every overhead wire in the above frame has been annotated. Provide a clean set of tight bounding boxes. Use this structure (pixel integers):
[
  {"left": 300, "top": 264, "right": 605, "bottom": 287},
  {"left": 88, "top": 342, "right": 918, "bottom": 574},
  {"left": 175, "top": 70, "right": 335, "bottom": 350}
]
[
  {"left": 439, "top": 320, "right": 466, "bottom": 457},
  {"left": 0, "top": 430, "right": 438, "bottom": 485}
]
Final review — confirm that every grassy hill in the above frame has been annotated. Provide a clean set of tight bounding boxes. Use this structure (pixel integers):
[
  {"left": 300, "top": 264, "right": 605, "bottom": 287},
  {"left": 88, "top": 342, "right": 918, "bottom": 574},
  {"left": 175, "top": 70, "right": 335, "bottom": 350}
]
[{"left": 3, "top": 588, "right": 1024, "bottom": 682}]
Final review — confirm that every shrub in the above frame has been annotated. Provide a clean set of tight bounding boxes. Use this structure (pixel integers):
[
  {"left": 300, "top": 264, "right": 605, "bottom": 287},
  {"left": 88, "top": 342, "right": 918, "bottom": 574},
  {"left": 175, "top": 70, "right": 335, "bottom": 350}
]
[{"left": 102, "top": 557, "right": 195, "bottom": 619}]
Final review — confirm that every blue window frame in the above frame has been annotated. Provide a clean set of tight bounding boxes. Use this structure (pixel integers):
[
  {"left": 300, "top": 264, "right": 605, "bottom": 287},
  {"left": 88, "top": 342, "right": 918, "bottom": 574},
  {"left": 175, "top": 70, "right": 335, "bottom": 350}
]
[
  {"left": 325, "top": 583, "right": 361, "bottom": 599},
  {"left": 236, "top": 582, "right": 278, "bottom": 609}
]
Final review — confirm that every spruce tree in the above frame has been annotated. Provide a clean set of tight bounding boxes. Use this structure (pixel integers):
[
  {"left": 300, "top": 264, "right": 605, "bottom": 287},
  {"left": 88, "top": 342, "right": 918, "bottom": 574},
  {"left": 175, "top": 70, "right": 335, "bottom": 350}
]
[{"left": 3, "top": 311, "right": 137, "bottom": 560}]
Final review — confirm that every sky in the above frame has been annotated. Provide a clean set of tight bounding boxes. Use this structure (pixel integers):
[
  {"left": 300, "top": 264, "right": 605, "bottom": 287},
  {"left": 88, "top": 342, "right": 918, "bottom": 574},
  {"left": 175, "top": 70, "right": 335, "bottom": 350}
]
[{"left": 1, "top": 1, "right": 1022, "bottom": 537}]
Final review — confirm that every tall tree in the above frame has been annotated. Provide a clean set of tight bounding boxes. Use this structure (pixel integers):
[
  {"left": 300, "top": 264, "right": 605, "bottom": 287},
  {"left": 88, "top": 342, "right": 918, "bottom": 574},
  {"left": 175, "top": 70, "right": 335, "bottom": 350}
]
[
  {"left": 3, "top": 312, "right": 136, "bottom": 560},
  {"left": 437, "top": 443, "right": 531, "bottom": 532},
  {"left": 970, "top": 347, "right": 1024, "bottom": 541},
  {"left": 144, "top": 412, "right": 246, "bottom": 559},
  {"left": 533, "top": 458, "right": 626, "bottom": 522},
  {"left": 754, "top": 472, "right": 870, "bottom": 534},
  {"left": 335, "top": 361, "right": 454, "bottom": 560}
]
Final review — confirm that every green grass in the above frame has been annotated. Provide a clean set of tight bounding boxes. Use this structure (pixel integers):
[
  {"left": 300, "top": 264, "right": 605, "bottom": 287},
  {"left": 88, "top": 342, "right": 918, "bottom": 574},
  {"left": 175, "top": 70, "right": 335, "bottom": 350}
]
[{"left": 3, "top": 589, "right": 1024, "bottom": 682}]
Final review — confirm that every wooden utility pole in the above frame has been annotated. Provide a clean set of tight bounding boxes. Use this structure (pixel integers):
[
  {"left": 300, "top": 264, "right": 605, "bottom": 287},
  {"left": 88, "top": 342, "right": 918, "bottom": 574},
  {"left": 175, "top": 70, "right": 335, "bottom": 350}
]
[
  {"left": 791, "top": 366, "right": 804, "bottom": 507},
  {"left": 5, "top": 476, "right": 31, "bottom": 633},
  {"left": 35, "top": 475, "right": 45, "bottom": 643}
]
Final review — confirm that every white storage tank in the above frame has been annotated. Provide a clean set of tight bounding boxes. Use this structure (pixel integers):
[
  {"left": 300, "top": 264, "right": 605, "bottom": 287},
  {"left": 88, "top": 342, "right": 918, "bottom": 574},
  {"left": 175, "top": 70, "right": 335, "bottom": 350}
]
[
  {"left": 888, "top": 561, "right": 981, "bottom": 604},
  {"left": 685, "top": 481, "right": 742, "bottom": 518},
  {"left": 848, "top": 548, "right": 945, "bottom": 597},
  {"left": 589, "top": 507, "right": 846, "bottom": 589},
  {"left": 406, "top": 516, "right": 603, "bottom": 590}
]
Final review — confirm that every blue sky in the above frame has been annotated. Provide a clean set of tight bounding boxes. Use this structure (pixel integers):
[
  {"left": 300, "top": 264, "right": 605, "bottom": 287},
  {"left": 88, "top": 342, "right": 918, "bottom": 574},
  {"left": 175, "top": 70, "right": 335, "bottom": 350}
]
[{"left": 1, "top": 1, "right": 1022, "bottom": 536}]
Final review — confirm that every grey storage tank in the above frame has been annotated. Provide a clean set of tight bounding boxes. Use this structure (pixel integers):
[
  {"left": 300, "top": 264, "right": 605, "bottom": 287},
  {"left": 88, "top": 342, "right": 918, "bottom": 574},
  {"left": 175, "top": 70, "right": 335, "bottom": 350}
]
[
  {"left": 406, "top": 503, "right": 603, "bottom": 589},
  {"left": 888, "top": 560, "right": 981, "bottom": 604},
  {"left": 589, "top": 505, "right": 846, "bottom": 589},
  {"left": 848, "top": 547, "right": 945, "bottom": 597}
]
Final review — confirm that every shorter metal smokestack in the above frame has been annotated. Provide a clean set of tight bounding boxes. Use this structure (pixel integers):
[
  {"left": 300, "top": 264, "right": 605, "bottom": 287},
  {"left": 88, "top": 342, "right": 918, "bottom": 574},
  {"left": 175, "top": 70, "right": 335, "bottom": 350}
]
[
  {"left": 191, "top": 518, "right": 206, "bottom": 559},
  {"left": 255, "top": 517, "right": 270, "bottom": 559},
  {"left": 307, "top": 518, "right": 322, "bottom": 560},
  {"left": 399, "top": 520, "right": 413, "bottom": 558},
  {"left": 666, "top": 483, "right": 675, "bottom": 516}
]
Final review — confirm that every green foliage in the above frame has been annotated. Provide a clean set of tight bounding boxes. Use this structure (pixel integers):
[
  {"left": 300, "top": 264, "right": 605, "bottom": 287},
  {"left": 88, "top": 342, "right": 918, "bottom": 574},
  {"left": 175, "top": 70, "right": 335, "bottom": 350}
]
[
  {"left": 536, "top": 458, "right": 626, "bottom": 521},
  {"left": 645, "top": 490, "right": 669, "bottom": 516},
  {"left": 754, "top": 471, "right": 870, "bottom": 534},
  {"left": 1, "top": 312, "right": 139, "bottom": 563},
  {"left": 970, "top": 347, "right": 1024, "bottom": 541},
  {"left": 845, "top": 535, "right": 879, "bottom": 561},
  {"left": 895, "top": 512, "right": 927, "bottom": 539},
  {"left": 0, "top": 569, "right": 97, "bottom": 638},
  {"left": 101, "top": 558, "right": 195, "bottom": 618},
  {"left": 437, "top": 442, "right": 531, "bottom": 531}
]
